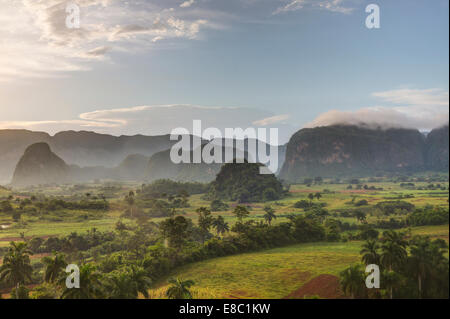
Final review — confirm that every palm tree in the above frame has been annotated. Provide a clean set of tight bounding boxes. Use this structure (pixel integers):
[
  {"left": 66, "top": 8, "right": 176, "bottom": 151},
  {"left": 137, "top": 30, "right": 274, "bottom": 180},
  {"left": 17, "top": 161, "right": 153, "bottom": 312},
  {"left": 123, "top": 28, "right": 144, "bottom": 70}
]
[
  {"left": 233, "top": 205, "right": 249, "bottom": 222},
  {"left": 383, "top": 230, "right": 408, "bottom": 247},
  {"left": 263, "top": 206, "right": 276, "bottom": 226},
  {"left": 10, "top": 284, "right": 30, "bottom": 299},
  {"left": 381, "top": 240, "right": 407, "bottom": 272},
  {"left": 360, "top": 240, "right": 380, "bottom": 265},
  {"left": 382, "top": 270, "right": 401, "bottom": 299},
  {"left": 60, "top": 264, "right": 104, "bottom": 299},
  {"left": 128, "top": 265, "right": 152, "bottom": 299},
  {"left": 0, "top": 242, "right": 33, "bottom": 289},
  {"left": 380, "top": 231, "right": 407, "bottom": 272},
  {"left": 212, "top": 216, "right": 229, "bottom": 236},
  {"left": 408, "top": 237, "right": 446, "bottom": 298},
  {"left": 409, "top": 237, "right": 432, "bottom": 299},
  {"left": 354, "top": 211, "right": 366, "bottom": 224},
  {"left": 314, "top": 193, "right": 322, "bottom": 201},
  {"left": 339, "top": 264, "right": 365, "bottom": 299},
  {"left": 196, "top": 207, "right": 213, "bottom": 242},
  {"left": 107, "top": 271, "right": 135, "bottom": 299},
  {"left": 42, "top": 252, "right": 67, "bottom": 283},
  {"left": 428, "top": 240, "right": 448, "bottom": 270},
  {"left": 166, "top": 278, "right": 195, "bottom": 299},
  {"left": 125, "top": 191, "right": 135, "bottom": 218},
  {"left": 160, "top": 216, "right": 190, "bottom": 252},
  {"left": 36, "top": 202, "right": 45, "bottom": 217}
]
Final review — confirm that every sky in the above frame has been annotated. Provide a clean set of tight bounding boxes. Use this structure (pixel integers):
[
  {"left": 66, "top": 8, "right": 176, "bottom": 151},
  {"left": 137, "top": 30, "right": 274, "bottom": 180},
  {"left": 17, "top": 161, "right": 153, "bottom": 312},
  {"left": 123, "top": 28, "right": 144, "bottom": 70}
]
[{"left": 0, "top": 0, "right": 448, "bottom": 144}]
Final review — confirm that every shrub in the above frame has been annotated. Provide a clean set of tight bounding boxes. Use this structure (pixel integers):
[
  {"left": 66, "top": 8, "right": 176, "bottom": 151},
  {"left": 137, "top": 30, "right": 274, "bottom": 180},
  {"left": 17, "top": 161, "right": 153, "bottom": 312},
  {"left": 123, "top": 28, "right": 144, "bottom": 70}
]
[
  {"left": 355, "top": 199, "right": 369, "bottom": 207},
  {"left": 375, "top": 201, "right": 415, "bottom": 216},
  {"left": 210, "top": 199, "right": 229, "bottom": 212},
  {"left": 208, "top": 163, "right": 283, "bottom": 203},
  {"left": 407, "top": 207, "right": 449, "bottom": 226}
]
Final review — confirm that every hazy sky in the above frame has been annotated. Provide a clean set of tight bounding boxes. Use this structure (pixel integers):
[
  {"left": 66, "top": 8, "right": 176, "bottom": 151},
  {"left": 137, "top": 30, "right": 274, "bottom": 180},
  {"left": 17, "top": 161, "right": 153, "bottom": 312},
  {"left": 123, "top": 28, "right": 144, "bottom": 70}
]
[{"left": 0, "top": 0, "right": 448, "bottom": 143}]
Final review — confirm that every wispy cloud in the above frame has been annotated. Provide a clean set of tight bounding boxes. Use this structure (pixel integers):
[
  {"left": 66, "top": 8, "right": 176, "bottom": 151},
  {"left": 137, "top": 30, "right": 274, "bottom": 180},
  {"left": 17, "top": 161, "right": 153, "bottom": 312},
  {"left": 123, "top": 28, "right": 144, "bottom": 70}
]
[
  {"left": 304, "top": 88, "right": 449, "bottom": 130},
  {"left": 0, "top": 0, "right": 214, "bottom": 82},
  {"left": 371, "top": 88, "right": 449, "bottom": 107},
  {"left": 273, "top": 0, "right": 306, "bottom": 15},
  {"left": 0, "top": 0, "right": 360, "bottom": 82},
  {"left": 0, "top": 104, "right": 294, "bottom": 136},
  {"left": 180, "top": 0, "right": 196, "bottom": 8},
  {"left": 273, "top": 0, "right": 354, "bottom": 15},
  {"left": 253, "top": 114, "right": 290, "bottom": 126}
]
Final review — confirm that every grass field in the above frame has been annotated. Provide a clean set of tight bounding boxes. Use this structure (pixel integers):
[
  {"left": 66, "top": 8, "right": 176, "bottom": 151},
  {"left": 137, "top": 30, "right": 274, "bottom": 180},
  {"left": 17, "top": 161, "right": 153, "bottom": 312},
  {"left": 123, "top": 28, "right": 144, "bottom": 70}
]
[
  {"left": 0, "top": 179, "right": 448, "bottom": 298},
  {"left": 0, "top": 218, "right": 118, "bottom": 248},
  {"left": 184, "top": 181, "right": 449, "bottom": 226},
  {"left": 410, "top": 224, "right": 449, "bottom": 240},
  {"left": 1, "top": 181, "right": 448, "bottom": 245},
  {"left": 151, "top": 227, "right": 450, "bottom": 299},
  {"left": 150, "top": 241, "right": 363, "bottom": 299}
]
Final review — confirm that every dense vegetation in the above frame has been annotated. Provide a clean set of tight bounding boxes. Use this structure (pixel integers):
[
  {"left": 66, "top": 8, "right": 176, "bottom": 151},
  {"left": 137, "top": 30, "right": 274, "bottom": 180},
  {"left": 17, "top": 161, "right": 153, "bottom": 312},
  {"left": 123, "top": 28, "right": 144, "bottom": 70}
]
[
  {"left": 0, "top": 209, "right": 334, "bottom": 298},
  {"left": 0, "top": 175, "right": 448, "bottom": 299},
  {"left": 140, "top": 180, "right": 208, "bottom": 198},
  {"left": 208, "top": 162, "right": 285, "bottom": 202},
  {"left": 340, "top": 231, "right": 448, "bottom": 299}
]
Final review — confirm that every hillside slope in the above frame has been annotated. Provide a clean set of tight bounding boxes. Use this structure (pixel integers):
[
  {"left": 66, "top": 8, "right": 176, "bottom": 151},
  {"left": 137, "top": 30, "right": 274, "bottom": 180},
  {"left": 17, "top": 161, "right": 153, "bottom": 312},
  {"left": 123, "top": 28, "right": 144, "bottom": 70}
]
[
  {"left": 279, "top": 125, "right": 427, "bottom": 181},
  {"left": 11, "top": 143, "right": 71, "bottom": 187},
  {"left": 0, "top": 130, "right": 175, "bottom": 183},
  {"left": 146, "top": 144, "right": 247, "bottom": 183},
  {"left": 425, "top": 125, "right": 449, "bottom": 171}
]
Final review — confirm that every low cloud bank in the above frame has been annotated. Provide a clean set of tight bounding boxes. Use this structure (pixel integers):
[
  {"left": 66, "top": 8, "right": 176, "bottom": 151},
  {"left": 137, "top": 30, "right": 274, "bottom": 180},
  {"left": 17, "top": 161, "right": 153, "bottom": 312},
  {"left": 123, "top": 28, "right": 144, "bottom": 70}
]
[{"left": 304, "top": 88, "right": 449, "bottom": 131}]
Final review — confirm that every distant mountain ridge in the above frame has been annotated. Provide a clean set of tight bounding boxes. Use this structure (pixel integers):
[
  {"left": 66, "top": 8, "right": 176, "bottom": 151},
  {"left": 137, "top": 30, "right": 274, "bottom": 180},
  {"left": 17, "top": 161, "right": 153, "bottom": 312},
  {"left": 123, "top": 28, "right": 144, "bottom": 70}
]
[
  {"left": 279, "top": 125, "right": 449, "bottom": 182},
  {"left": 8, "top": 136, "right": 285, "bottom": 186},
  {"left": 146, "top": 144, "right": 252, "bottom": 183},
  {"left": 425, "top": 125, "right": 449, "bottom": 171},
  {"left": 4, "top": 125, "right": 448, "bottom": 187},
  {"left": 145, "top": 138, "right": 287, "bottom": 183},
  {"left": 0, "top": 129, "right": 176, "bottom": 183},
  {"left": 11, "top": 143, "right": 153, "bottom": 187}
]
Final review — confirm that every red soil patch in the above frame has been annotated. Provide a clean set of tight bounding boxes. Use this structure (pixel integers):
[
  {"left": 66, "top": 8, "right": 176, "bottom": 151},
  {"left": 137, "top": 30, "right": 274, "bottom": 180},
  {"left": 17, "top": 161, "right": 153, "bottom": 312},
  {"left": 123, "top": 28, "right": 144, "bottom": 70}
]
[{"left": 284, "top": 274, "right": 345, "bottom": 299}]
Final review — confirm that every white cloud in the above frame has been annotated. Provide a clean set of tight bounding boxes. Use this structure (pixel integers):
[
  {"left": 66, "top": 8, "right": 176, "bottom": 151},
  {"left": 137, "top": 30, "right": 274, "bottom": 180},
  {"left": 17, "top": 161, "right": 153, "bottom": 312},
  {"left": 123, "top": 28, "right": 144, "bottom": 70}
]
[
  {"left": 304, "top": 88, "right": 449, "bottom": 131},
  {"left": 371, "top": 88, "right": 449, "bottom": 107},
  {"left": 273, "top": 0, "right": 306, "bottom": 15},
  {"left": 0, "top": 104, "right": 297, "bottom": 144},
  {"left": 0, "top": 104, "right": 293, "bottom": 135},
  {"left": 152, "top": 36, "right": 164, "bottom": 43},
  {"left": 0, "top": 0, "right": 361, "bottom": 82},
  {"left": 253, "top": 114, "right": 290, "bottom": 126},
  {"left": 274, "top": 0, "right": 354, "bottom": 15},
  {"left": 180, "top": 0, "right": 196, "bottom": 8},
  {"left": 0, "top": 0, "right": 213, "bottom": 82}
]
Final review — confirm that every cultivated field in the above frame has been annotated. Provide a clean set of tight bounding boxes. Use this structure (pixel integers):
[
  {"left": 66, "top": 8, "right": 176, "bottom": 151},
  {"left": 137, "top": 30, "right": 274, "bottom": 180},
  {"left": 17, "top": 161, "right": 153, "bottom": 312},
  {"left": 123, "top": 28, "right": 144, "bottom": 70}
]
[
  {"left": 150, "top": 241, "right": 363, "bottom": 299},
  {"left": 3, "top": 180, "right": 447, "bottom": 241},
  {"left": 0, "top": 177, "right": 448, "bottom": 299}
]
